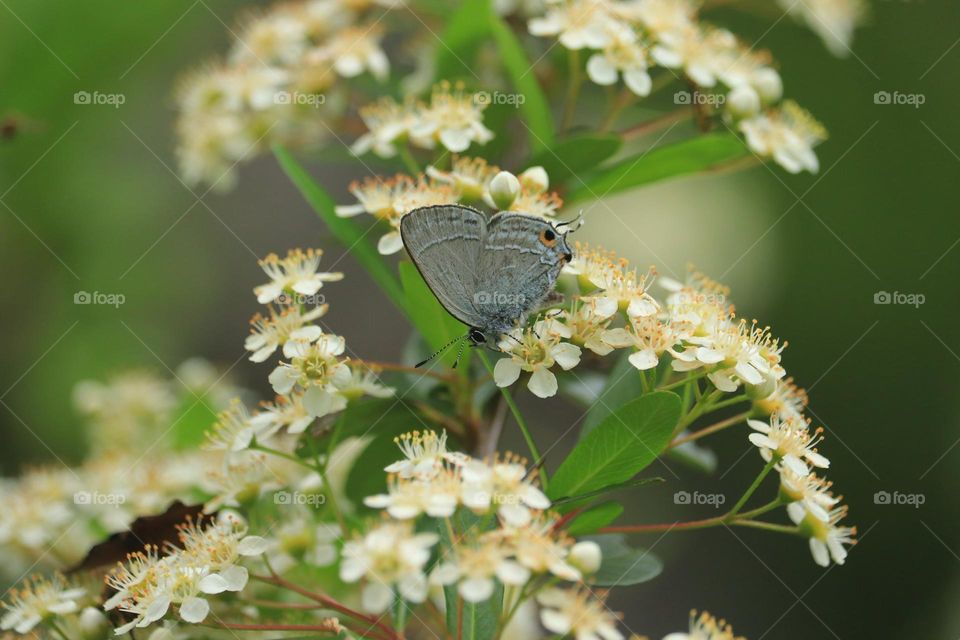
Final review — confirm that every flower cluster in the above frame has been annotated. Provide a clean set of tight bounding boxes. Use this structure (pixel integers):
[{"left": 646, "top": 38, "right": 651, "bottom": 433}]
[
  {"left": 336, "top": 157, "right": 562, "bottom": 254},
  {"left": 528, "top": 0, "right": 830, "bottom": 173},
  {"left": 664, "top": 609, "right": 745, "bottom": 640},
  {"left": 103, "top": 514, "right": 268, "bottom": 633},
  {"left": 346, "top": 427, "right": 624, "bottom": 639},
  {"left": 352, "top": 81, "right": 494, "bottom": 157},
  {"left": 175, "top": 0, "right": 400, "bottom": 188}
]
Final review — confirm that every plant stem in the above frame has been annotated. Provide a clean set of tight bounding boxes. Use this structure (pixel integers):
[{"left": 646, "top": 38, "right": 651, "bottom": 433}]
[
  {"left": 398, "top": 144, "right": 420, "bottom": 174},
  {"left": 561, "top": 49, "right": 582, "bottom": 132},
  {"left": 730, "top": 520, "right": 801, "bottom": 536},
  {"left": 710, "top": 394, "right": 750, "bottom": 410},
  {"left": 657, "top": 370, "right": 708, "bottom": 391},
  {"left": 726, "top": 456, "right": 777, "bottom": 518},
  {"left": 735, "top": 498, "right": 784, "bottom": 521},
  {"left": 620, "top": 107, "right": 694, "bottom": 140},
  {"left": 668, "top": 410, "right": 750, "bottom": 449},
  {"left": 477, "top": 352, "right": 548, "bottom": 490},
  {"left": 251, "top": 443, "right": 318, "bottom": 472}
]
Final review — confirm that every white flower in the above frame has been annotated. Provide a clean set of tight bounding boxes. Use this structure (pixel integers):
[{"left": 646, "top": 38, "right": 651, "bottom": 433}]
[
  {"left": 663, "top": 609, "right": 744, "bottom": 640},
  {"left": 617, "top": 0, "right": 697, "bottom": 42},
  {"left": 582, "top": 263, "right": 660, "bottom": 320},
  {"left": 431, "top": 539, "right": 529, "bottom": 603},
  {"left": 779, "top": 468, "right": 839, "bottom": 522},
  {"left": 778, "top": 0, "right": 867, "bottom": 57},
  {"left": 384, "top": 430, "right": 468, "bottom": 479},
  {"left": 309, "top": 25, "right": 389, "bottom": 80},
  {"left": 1, "top": 575, "right": 86, "bottom": 634},
  {"left": 410, "top": 82, "right": 494, "bottom": 153},
  {"left": 739, "top": 101, "right": 827, "bottom": 174},
  {"left": 352, "top": 96, "right": 420, "bottom": 158},
  {"left": 245, "top": 305, "right": 327, "bottom": 363},
  {"left": 204, "top": 400, "right": 263, "bottom": 452},
  {"left": 231, "top": 10, "right": 309, "bottom": 66},
  {"left": 747, "top": 415, "right": 830, "bottom": 475},
  {"left": 673, "top": 319, "right": 786, "bottom": 394},
  {"left": 460, "top": 457, "right": 551, "bottom": 527},
  {"left": 602, "top": 314, "right": 688, "bottom": 370},
  {"left": 536, "top": 587, "right": 624, "bottom": 640},
  {"left": 561, "top": 299, "right": 614, "bottom": 356},
  {"left": 569, "top": 540, "right": 603, "bottom": 575},
  {"left": 336, "top": 367, "right": 395, "bottom": 400},
  {"left": 528, "top": 0, "right": 616, "bottom": 50},
  {"left": 787, "top": 502, "right": 856, "bottom": 567},
  {"left": 363, "top": 469, "right": 461, "bottom": 519},
  {"left": 339, "top": 522, "right": 438, "bottom": 613},
  {"left": 498, "top": 518, "right": 581, "bottom": 581},
  {"left": 254, "top": 249, "right": 343, "bottom": 304},
  {"left": 426, "top": 155, "right": 500, "bottom": 201},
  {"left": 586, "top": 22, "right": 652, "bottom": 96},
  {"left": 268, "top": 336, "right": 352, "bottom": 417},
  {"left": 487, "top": 171, "right": 521, "bottom": 210},
  {"left": 494, "top": 320, "right": 582, "bottom": 399},
  {"left": 753, "top": 377, "right": 808, "bottom": 423},
  {"left": 652, "top": 26, "right": 738, "bottom": 89},
  {"left": 250, "top": 393, "right": 315, "bottom": 437}
]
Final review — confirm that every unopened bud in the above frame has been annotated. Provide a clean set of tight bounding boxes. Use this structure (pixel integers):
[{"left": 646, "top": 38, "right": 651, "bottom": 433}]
[{"left": 487, "top": 171, "right": 520, "bottom": 210}]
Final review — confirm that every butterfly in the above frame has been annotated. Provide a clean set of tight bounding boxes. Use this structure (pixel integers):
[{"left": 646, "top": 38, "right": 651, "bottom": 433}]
[{"left": 400, "top": 204, "right": 579, "bottom": 366}]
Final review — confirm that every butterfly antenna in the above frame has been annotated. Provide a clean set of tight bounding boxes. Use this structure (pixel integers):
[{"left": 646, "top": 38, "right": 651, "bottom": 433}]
[
  {"left": 556, "top": 210, "right": 585, "bottom": 233},
  {"left": 414, "top": 334, "right": 468, "bottom": 368},
  {"left": 451, "top": 338, "right": 469, "bottom": 369}
]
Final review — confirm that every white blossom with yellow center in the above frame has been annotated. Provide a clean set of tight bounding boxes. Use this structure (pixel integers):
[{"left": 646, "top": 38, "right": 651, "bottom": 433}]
[
  {"left": 739, "top": 101, "right": 827, "bottom": 174},
  {"left": 747, "top": 415, "right": 830, "bottom": 475},
  {"left": 494, "top": 320, "right": 582, "bottom": 399},
  {"left": 254, "top": 249, "right": 344, "bottom": 305}
]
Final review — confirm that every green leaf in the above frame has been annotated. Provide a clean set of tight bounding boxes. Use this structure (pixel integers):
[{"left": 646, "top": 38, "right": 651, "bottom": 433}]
[
  {"left": 549, "top": 391, "right": 681, "bottom": 500},
  {"left": 567, "top": 132, "right": 748, "bottom": 202},
  {"left": 527, "top": 133, "right": 622, "bottom": 186},
  {"left": 488, "top": 14, "right": 555, "bottom": 152},
  {"left": 437, "top": 513, "right": 501, "bottom": 640},
  {"left": 171, "top": 395, "right": 218, "bottom": 449},
  {"left": 434, "top": 0, "right": 493, "bottom": 82},
  {"left": 566, "top": 502, "right": 624, "bottom": 536},
  {"left": 580, "top": 350, "right": 644, "bottom": 439},
  {"left": 273, "top": 146, "right": 407, "bottom": 315},
  {"left": 399, "top": 261, "right": 470, "bottom": 371},
  {"left": 584, "top": 534, "right": 663, "bottom": 586},
  {"left": 552, "top": 476, "right": 664, "bottom": 507}
]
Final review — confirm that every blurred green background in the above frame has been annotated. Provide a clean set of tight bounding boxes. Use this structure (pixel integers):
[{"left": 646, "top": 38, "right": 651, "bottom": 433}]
[{"left": 1, "top": 0, "right": 957, "bottom": 638}]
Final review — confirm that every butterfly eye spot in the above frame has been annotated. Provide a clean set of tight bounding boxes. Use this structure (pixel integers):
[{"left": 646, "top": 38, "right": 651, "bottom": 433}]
[{"left": 539, "top": 228, "right": 557, "bottom": 247}]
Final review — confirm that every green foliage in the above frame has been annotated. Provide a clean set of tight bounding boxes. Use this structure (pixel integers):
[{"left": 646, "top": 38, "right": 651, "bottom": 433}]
[
  {"left": 566, "top": 501, "right": 624, "bottom": 536},
  {"left": 580, "top": 351, "right": 645, "bottom": 439},
  {"left": 273, "top": 146, "right": 407, "bottom": 315},
  {"left": 567, "top": 133, "right": 749, "bottom": 202},
  {"left": 528, "top": 133, "right": 622, "bottom": 186},
  {"left": 585, "top": 534, "right": 663, "bottom": 586},
  {"left": 434, "top": 0, "right": 494, "bottom": 82},
  {"left": 548, "top": 391, "right": 681, "bottom": 501},
  {"left": 437, "top": 512, "right": 502, "bottom": 640},
  {"left": 399, "top": 261, "right": 470, "bottom": 371},
  {"left": 170, "top": 395, "right": 218, "bottom": 449}
]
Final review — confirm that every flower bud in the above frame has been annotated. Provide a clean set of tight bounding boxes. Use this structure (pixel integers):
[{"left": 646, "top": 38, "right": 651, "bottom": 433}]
[
  {"left": 744, "top": 374, "right": 777, "bottom": 401},
  {"left": 519, "top": 166, "right": 549, "bottom": 192},
  {"left": 754, "top": 68, "right": 783, "bottom": 103},
  {"left": 78, "top": 607, "right": 110, "bottom": 640},
  {"left": 726, "top": 85, "right": 761, "bottom": 119},
  {"left": 487, "top": 171, "right": 520, "bottom": 210},
  {"left": 569, "top": 540, "right": 602, "bottom": 574}
]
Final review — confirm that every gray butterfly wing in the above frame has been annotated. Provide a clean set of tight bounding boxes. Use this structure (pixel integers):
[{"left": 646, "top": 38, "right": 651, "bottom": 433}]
[
  {"left": 400, "top": 205, "right": 487, "bottom": 327},
  {"left": 474, "top": 213, "right": 571, "bottom": 332}
]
